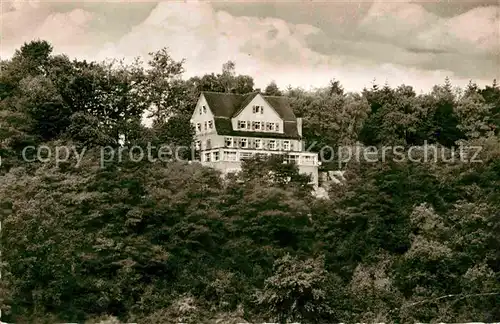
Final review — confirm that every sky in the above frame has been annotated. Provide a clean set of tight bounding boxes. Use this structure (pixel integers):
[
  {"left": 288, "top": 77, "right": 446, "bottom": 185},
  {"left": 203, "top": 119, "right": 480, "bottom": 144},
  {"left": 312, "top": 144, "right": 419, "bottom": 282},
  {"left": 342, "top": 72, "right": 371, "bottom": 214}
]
[{"left": 1, "top": 0, "right": 499, "bottom": 93}]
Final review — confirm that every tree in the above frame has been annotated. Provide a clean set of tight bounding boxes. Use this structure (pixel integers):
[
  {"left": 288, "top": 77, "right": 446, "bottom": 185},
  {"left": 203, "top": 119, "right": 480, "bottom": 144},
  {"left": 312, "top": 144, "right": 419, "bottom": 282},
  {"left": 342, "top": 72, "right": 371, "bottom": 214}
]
[
  {"left": 256, "top": 254, "right": 334, "bottom": 323},
  {"left": 239, "top": 154, "right": 312, "bottom": 194},
  {"left": 428, "top": 80, "right": 465, "bottom": 146},
  {"left": 264, "top": 81, "right": 282, "bottom": 96},
  {"left": 455, "top": 92, "right": 495, "bottom": 139},
  {"left": 18, "top": 75, "right": 71, "bottom": 140},
  {"left": 329, "top": 79, "right": 344, "bottom": 96},
  {"left": 293, "top": 89, "right": 369, "bottom": 153},
  {"left": 151, "top": 114, "right": 195, "bottom": 160},
  {"left": 144, "top": 48, "right": 186, "bottom": 123},
  {"left": 3, "top": 40, "right": 500, "bottom": 323},
  {"left": 65, "top": 112, "right": 115, "bottom": 147},
  {"left": 220, "top": 61, "right": 236, "bottom": 93},
  {"left": 0, "top": 40, "right": 53, "bottom": 99}
]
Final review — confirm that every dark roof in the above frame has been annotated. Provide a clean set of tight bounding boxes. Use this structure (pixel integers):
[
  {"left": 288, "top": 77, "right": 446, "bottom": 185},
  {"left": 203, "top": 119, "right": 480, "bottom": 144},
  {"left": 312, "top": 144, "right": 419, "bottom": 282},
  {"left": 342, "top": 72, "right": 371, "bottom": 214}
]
[
  {"left": 261, "top": 96, "right": 296, "bottom": 121},
  {"left": 214, "top": 117, "right": 300, "bottom": 140},
  {"left": 201, "top": 91, "right": 296, "bottom": 121},
  {"left": 202, "top": 92, "right": 248, "bottom": 118},
  {"left": 201, "top": 91, "right": 300, "bottom": 139},
  {"left": 232, "top": 92, "right": 259, "bottom": 117}
]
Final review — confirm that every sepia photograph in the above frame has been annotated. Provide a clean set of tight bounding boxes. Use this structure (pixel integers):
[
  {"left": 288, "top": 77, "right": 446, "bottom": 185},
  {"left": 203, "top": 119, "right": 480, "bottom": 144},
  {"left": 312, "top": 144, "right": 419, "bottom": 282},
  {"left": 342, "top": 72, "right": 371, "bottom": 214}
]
[{"left": 0, "top": 0, "right": 499, "bottom": 323}]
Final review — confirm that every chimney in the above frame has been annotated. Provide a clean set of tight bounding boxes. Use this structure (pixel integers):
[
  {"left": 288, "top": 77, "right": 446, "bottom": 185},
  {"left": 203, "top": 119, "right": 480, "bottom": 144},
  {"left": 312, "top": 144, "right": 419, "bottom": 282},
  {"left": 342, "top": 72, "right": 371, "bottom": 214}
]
[{"left": 297, "top": 117, "right": 303, "bottom": 137}]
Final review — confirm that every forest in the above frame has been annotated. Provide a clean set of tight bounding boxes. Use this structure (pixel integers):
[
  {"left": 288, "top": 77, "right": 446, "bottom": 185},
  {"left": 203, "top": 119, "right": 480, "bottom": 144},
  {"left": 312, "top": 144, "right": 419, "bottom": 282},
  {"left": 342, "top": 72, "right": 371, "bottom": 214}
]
[{"left": 0, "top": 40, "right": 499, "bottom": 323}]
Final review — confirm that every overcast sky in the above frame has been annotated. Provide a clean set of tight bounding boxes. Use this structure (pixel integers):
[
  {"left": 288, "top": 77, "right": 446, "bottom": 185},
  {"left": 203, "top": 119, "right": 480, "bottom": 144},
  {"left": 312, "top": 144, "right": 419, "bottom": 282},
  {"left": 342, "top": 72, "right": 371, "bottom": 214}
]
[{"left": 1, "top": 0, "right": 499, "bottom": 92}]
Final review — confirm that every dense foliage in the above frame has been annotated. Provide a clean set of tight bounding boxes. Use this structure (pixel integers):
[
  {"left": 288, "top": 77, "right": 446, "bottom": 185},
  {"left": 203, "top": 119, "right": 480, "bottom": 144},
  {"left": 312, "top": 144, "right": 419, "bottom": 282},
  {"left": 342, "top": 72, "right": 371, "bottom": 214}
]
[{"left": 0, "top": 40, "right": 499, "bottom": 323}]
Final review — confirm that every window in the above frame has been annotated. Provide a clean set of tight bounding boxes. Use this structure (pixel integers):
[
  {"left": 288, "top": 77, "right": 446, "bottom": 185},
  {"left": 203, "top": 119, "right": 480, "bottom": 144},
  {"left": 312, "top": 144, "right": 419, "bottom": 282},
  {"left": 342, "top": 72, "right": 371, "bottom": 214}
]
[
  {"left": 252, "top": 121, "right": 261, "bottom": 131},
  {"left": 225, "top": 137, "right": 233, "bottom": 147},
  {"left": 204, "top": 121, "right": 207, "bottom": 131},
  {"left": 255, "top": 139, "right": 262, "bottom": 149},
  {"left": 203, "top": 106, "right": 207, "bottom": 114},
  {"left": 213, "top": 151, "right": 220, "bottom": 161},
  {"left": 206, "top": 139, "right": 212, "bottom": 150},
  {"left": 199, "top": 107, "right": 202, "bottom": 115},
  {"left": 240, "top": 152, "right": 253, "bottom": 160},
  {"left": 303, "top": 155, "right": 313, "bottom": 165},
  {"left": 208, "top": 120, "right": 213, "bottom": 129},
  {"left": 285, "top": 154, "right": 298, "bottom": 164},
  {"left": 240, "top": 138, "right": 248, "bottom": 148},
  {"left": 283, "top": 140, "right": 290, "bottom": 151},
  {"left": 238, "top": 120, "right": 247, "bottom": 129},
  {"left": 266, "top": 122, "right": 276, "bottom": 131},
  {"left": 268, "top": 140, "right": 276, "bottom": 150},
  {"left": 204, "top": 152, "right": 211, "bottom": 162},
  {"left": 195, "top": 140, "right": 201, "bottom": 150},
  {"left": 196, "top": 123, "right": 201, "bottom": 132},
  {"left": 253, "top": 105, "right": 264, "bottom": 114},
  {"left": 276, "top": 123, "right": 280, "bottom": 132},
  {"left": 224, "top": 151, "right": 237, "bottom": 161}
]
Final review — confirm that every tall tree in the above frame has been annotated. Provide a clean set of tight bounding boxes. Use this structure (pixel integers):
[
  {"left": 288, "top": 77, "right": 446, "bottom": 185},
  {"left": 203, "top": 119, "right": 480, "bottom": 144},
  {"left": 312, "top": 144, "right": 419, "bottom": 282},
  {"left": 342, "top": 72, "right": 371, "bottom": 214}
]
[{"left": 144, "top": 48, "right": 186, "bottom": 123}]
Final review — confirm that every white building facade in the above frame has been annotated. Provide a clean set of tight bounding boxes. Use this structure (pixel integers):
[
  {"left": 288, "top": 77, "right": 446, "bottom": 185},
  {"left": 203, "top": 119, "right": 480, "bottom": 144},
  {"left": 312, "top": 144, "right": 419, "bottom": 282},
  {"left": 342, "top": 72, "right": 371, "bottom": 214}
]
[{"left": 190, "top": 91, "right": 319, "bottom": 187}]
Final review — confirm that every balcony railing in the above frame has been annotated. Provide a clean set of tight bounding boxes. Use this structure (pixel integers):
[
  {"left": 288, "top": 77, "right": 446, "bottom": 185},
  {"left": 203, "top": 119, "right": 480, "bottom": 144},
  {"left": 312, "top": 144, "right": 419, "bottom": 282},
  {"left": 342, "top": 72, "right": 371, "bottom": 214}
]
[{"left": 200, "top": 148, "right": 318, "bottom": 166}]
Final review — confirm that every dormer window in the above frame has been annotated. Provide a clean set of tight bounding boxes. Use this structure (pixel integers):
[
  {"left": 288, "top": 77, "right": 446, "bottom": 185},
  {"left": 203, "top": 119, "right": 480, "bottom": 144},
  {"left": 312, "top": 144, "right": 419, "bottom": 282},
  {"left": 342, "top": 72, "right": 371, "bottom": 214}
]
[{"left": 238, "top": 120, "right": 247, "bottom": 129}]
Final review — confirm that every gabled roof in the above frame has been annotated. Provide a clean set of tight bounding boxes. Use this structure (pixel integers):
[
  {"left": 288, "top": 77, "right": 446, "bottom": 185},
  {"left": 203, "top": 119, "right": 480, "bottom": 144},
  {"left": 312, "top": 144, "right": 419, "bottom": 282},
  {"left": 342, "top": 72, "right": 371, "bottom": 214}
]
[
  {"left": 262, "top": 96, "right": 296, "bottom": 121},
  {"left": 200, "top": 91, "right": 300, "bottom": 139},
  {"left": 202, "top": 92, "right": 251, "bottom": 118},
  {"left": 201, "top": 91, "right": 296, "bottom": 121}
]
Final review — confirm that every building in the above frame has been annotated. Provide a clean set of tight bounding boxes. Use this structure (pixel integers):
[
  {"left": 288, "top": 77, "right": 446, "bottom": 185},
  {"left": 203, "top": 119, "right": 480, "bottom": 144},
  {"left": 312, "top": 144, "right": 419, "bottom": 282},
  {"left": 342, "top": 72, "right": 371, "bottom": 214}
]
[{"left": 190, "top": 91, "right": 319, "bottom": 187}]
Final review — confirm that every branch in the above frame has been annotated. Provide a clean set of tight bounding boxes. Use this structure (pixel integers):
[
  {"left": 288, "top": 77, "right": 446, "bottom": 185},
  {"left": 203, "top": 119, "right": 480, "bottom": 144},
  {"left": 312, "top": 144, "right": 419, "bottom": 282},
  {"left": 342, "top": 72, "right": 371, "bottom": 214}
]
[{"left": 390, "top": 291, "right": 500, "bottom": 314}]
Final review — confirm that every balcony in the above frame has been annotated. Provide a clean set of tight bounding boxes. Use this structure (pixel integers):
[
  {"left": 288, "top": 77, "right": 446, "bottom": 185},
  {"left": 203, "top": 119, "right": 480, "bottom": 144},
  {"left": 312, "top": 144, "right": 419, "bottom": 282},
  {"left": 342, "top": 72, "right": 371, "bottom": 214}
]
[{"left": 200, "top": 148, "right": 318, "bottom": 166}]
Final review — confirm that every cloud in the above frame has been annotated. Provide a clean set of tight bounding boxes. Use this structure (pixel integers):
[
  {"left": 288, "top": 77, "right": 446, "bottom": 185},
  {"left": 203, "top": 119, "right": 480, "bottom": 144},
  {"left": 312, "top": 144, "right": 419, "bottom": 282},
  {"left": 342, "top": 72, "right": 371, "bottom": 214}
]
[
  {"left": 358, "top": 1, "right": 499, "bottom": 56},
  {"left": 309, "top": 0, "right": 500, "bottom": 81},
  {"left": 359, "top": 0, "right": 441, "bottom": 41},
  {"left": 0, "top": 0, "right": 498, "bottom": 94},
  {"left": 32, "top": 9, "right": 94, "bottom": 48},
  {"left": 0, "top": 3, "right": 97, "bottom": 58},
  {"left": 416, "top": 6, "right": 500, "bottom": 55}
]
